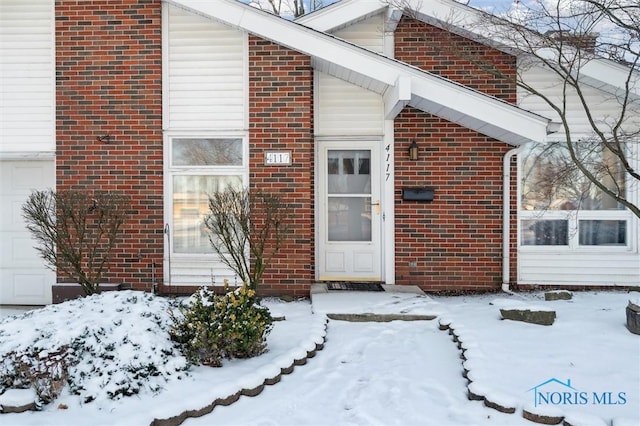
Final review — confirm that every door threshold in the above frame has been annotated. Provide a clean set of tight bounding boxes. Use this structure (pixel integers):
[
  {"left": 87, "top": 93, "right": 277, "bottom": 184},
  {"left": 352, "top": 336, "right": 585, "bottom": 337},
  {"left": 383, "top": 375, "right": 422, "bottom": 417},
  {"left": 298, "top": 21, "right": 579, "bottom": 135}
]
[{"left": 325, "top": 282, "right": 384, "bottom": 292}]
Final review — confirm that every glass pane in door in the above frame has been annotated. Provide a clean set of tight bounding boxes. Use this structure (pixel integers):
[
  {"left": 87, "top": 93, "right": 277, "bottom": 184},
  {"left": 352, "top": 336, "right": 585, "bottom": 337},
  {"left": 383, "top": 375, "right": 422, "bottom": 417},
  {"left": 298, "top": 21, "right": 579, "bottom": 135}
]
[
  {"left": 172, "top": 175, "right": 242, "bottom": 253},
  {"left": 327, "top": 150, "right": 372, "bottom": 242},
  {"left": 327, "top": 197, "right": 372, "bottom": 241}
]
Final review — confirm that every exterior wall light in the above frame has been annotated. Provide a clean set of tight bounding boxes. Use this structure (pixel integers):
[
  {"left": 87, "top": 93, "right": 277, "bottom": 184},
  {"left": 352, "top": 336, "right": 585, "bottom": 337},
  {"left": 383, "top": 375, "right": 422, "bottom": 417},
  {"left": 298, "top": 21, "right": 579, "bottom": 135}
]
[{"left": 409, "top": 140, "right": 419, "bottom": 161}]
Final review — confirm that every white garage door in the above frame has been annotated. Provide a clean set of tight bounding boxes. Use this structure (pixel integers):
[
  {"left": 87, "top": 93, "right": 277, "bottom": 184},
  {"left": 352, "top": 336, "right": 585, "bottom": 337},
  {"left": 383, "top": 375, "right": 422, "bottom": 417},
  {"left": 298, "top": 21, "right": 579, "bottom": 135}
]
[{"left": 0, "top": 159, "right": 55, "bottom": 305}]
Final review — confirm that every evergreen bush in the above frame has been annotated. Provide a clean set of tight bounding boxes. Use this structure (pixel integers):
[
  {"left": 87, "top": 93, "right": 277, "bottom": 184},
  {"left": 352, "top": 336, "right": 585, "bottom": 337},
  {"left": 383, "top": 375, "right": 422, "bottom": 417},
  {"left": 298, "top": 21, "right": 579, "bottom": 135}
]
[{"left": 169, "top": 286, "right": 273, "bottom": 367}]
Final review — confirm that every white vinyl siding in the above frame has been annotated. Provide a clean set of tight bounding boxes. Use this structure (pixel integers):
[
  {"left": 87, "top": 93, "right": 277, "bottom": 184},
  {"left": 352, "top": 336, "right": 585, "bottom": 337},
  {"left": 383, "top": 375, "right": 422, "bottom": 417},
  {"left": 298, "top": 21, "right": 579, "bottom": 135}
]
[
  {"left": 333, "top": 12, "right": 385, "bottom": 54},
  {"left": 316, "top": 72, "right": 383, "bottom": 136},
  {"left": 517, "top": 64, "right": 637, "bottom": 135},
  {"left": 0, "top": 0, "right": 55, "bottom": 305},
  {"left": 518, "top": 252, "right": 640, "bottom": 286},
  {"left": 0, "top": 0, "right": 55, "bottom": 154},
  {"left": 165, "top": 260, "right": 240, "bottom": 286},
  {"left": 163, "top": 4, "right": 248, "bottom": 286},
  {"left": 165, "top": 5, "right": 245, "bottom": 130}
]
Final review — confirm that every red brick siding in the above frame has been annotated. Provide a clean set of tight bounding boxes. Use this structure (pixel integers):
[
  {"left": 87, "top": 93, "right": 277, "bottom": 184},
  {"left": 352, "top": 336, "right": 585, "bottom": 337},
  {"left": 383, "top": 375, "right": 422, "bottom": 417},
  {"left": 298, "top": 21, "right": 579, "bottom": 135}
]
[
  {"left": 248, "top": 36, "right": 315, "bottom": 297},
  {"left": 395, "top": 16, "right": 517, "bottom": 102},
  {"left": 394, "top": 17, "right": 519, "bottom": 291},
  {"left": 55, "top": 0, "right": 163, "bottom": 290}
]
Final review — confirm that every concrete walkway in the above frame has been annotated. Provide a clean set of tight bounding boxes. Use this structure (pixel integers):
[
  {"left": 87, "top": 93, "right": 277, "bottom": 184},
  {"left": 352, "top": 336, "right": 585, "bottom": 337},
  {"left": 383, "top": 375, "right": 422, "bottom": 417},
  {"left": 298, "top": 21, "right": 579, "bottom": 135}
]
[{"left": 309, "top": 283, "right": 444, "bottom": 321}]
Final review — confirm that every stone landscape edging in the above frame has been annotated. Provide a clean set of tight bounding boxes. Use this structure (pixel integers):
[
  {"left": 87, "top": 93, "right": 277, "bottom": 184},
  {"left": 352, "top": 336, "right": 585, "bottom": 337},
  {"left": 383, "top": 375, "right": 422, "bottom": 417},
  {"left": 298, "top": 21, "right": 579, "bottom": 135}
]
[
  {"left": 149, "top": 315, "right": 329, "bottom": 426},
  {"left": 438, "top": 316, "right": 613, "bottom": 426}
]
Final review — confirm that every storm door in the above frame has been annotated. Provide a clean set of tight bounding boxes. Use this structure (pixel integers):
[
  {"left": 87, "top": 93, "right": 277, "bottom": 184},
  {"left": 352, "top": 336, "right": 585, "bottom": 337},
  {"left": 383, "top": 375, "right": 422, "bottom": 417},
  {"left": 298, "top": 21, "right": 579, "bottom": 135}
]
[{"left": 318, "top": 141, "right": 382, "bottom": 281}]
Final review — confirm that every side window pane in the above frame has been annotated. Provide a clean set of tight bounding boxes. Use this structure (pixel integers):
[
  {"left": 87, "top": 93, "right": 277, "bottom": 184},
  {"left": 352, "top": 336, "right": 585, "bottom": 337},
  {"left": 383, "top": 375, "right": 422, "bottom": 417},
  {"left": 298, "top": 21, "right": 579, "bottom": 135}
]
[
  {"left": 521, "top": 220, "right": 568, "bottom": 245},
  {"left": 579, "top": 220, "right": 626, "bottom": 246},
  {"left": 172, "top": 138, "right": 242, "bottom": 166},
  {"left": 521, "top": 142, "right": 625, "bottom": 211},
  {"left": 172, "top": 175, "right": 242, "bottom": 253}
]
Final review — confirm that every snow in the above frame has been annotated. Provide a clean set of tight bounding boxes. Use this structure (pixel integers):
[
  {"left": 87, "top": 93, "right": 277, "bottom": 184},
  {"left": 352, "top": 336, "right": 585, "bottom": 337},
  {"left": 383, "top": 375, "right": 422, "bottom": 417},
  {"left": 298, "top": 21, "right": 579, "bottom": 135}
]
[
  {"left": 562, "top": 411, "right": 608, "bottom": 426},
  {"left": 311, "top": 290, "right": 445, "bottom": 316},
  {"left": 489, "top": 297, "right": 555, "bottom": 312},
  {"left": 0, "top": 388, "right": 36, "bottom": 408},
  {"left": 1, "top": 290, "right": 638, "bottom": 425}
]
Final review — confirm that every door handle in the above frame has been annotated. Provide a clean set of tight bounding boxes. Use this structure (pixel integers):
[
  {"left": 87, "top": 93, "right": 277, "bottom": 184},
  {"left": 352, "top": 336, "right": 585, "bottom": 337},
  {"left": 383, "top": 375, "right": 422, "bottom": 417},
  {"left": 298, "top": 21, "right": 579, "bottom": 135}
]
[{"left": 371, "top": 200, "right": 381, "bottom": 215}]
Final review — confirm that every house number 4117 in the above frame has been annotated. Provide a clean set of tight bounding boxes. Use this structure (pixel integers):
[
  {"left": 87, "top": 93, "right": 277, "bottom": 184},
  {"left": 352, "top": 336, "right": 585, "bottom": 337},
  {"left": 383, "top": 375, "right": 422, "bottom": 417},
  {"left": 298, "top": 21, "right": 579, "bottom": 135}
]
[{"left": 265, "top": 151, "right": 292, "bottom": 165}]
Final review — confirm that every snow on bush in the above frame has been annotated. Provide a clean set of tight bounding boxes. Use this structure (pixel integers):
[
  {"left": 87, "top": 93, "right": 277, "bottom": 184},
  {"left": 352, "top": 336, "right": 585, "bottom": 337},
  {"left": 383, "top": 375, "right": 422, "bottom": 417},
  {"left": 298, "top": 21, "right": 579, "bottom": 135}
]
[
  {"left": 169, "top": 286, "right": 273, "bottom": 367},
  {"left": 0, "top": 291, "right": 188, "bottom": 405}
]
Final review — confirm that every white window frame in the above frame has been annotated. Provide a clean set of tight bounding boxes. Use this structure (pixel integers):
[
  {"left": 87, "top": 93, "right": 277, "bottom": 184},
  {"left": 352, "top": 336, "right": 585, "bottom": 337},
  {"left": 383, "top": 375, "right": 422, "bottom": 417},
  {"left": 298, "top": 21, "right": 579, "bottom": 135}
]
[
  {"left": 517, "top": 139, "right": 635, "bottom": 253},
  {"left": 519, "top": 211, "right": 632, "bottom": 251},
  {"left": 164, "top": 131, "right": 249, "bottom": 262}
]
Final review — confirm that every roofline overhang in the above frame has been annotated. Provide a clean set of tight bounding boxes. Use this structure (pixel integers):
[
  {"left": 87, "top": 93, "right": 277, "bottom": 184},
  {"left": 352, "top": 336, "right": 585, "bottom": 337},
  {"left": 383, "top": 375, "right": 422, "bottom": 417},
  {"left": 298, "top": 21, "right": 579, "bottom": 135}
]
[
  {"left": 300, "top": 0, "right": 639, "bottom": 100},
  {"left": 167, "top": 0, "right": 553, "bottom": 145},
  {"left": 295, "top": 0, "right": 386, "bottom": 32}
]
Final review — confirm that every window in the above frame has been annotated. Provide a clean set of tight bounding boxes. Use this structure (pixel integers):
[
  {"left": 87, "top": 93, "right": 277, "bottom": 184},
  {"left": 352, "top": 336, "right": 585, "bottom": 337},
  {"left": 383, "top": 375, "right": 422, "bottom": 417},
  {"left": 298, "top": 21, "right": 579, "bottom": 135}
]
[
  {"left": 168, "top": 137, "right": 246, "bottom": 254},
  {"left": 172, "top": 138, "right": 242, "bottom": 166},
  {"left": 327, "top": 150, "right": 372, "bottom": 242},
  {"left": 521, "top": 142, "right": 625, "bottom": 211},
  {"left": 521, "top": 220, "right": 568, "bottom": 246},
  {"left": 519, "top": 142, "right": 630, "bottom": 249},
  {"left": 579, "top": 220, "right": 626, "bottom": 246}
]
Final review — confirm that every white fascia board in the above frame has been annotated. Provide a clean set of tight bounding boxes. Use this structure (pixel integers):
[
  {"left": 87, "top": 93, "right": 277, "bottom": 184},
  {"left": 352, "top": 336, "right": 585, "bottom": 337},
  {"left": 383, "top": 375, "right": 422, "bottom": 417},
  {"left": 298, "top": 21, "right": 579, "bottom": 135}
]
[
  {"left": 531, "top": 48, "right": 640, "bottom": 100},
  {"left": 383, "top": 75, "right": 411, "bottom": 119},
  {"left": 580, "top": 59, "right": 640, "bottom": 99},
  {"left": 385, "top": 7, "right": 403, "bottom": 33},
  {"left": 168, "top": 0, "right": 551, "bottom": 144},
  {"left": 295, "top": 0, "right": 386, "bottom": 32},
  {"left": 410, "top": 74, "right": 551, "bottom": 145},
  {"left": 411, "top": 0, "right": 479, "bottom": 28}
]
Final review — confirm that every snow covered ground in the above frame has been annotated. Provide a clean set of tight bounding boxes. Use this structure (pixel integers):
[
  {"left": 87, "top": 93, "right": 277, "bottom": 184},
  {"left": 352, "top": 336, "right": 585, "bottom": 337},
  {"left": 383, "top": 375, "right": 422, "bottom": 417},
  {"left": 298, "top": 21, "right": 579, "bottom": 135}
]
[{"left": 0, "top": 289, "right": 638, "bottom": 425}]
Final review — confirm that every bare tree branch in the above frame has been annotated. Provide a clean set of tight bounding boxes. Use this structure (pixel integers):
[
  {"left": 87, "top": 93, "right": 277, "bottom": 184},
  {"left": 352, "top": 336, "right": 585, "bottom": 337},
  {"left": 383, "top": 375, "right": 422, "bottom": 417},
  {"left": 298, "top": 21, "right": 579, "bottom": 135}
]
[
  {"left": 204, "top": 188, "right": 292, "bottom": 291},
  {"left": 22, "top": 190, "right": 130, "bottom": 295},
  {"left": 399, "top": 0, "right": 639, "bottom": 218}
]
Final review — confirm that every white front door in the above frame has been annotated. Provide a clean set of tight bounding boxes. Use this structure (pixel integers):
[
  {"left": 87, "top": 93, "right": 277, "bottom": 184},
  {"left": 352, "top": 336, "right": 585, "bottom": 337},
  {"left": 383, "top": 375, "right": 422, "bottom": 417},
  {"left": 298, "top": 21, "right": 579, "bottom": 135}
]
[{"left": 318, "top": 141, "right": 382, "bottom": 281}]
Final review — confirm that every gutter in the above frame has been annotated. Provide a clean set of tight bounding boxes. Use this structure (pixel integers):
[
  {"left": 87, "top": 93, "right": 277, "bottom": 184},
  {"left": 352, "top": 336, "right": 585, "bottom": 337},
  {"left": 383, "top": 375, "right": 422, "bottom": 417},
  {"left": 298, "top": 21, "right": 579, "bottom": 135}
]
[{"left": 502, "top": 144, "right": 526, "bottom": 293}]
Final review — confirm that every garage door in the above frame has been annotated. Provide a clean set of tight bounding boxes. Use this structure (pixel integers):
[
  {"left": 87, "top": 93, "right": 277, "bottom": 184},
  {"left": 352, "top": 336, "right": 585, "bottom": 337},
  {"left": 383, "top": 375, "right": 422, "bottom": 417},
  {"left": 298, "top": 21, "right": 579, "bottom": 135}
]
[{"left": 0, "top": 159, "right": 55, "bottom": 305}]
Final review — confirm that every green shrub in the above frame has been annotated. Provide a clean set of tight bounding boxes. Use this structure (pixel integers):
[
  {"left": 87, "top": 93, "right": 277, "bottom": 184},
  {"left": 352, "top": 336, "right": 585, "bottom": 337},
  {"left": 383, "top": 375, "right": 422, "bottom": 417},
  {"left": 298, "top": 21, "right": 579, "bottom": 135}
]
[{"left": 169, "top": 286, "right": 273, "bottom": 367}]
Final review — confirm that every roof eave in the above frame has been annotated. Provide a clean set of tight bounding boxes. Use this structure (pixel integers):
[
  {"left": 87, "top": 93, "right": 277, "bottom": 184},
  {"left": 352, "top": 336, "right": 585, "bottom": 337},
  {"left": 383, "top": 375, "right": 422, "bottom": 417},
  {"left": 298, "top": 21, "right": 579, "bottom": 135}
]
[
  {"left": 301, "top": 0, "right": 639, "bottom": 100},
  {"left": 167, "top": 0, "right": 551, "bottom": 145},
  {"left": 295, "top": 0, "right": 386, "bottom": 32}
]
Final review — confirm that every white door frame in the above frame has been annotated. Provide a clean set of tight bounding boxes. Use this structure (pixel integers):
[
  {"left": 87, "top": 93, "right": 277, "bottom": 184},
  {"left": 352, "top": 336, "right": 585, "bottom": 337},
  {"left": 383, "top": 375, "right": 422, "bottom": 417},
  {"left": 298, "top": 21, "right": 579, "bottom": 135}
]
[{"left": 316, "top": 139, "right": 384, "bottom": 281}]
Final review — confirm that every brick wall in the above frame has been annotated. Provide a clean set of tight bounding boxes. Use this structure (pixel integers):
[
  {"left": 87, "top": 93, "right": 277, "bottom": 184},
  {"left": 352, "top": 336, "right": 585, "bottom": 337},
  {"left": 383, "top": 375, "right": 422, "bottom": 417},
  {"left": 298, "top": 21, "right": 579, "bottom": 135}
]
[
  {"left": 55, "top": 0, "right": 163, "bottom": 290},
  {"left": 395, "top": 16, "right": 516, "bottom": 101},
  {"left": 393, "top": 17, "right": 518, "bottom": 291},
  {"left": 248, "top": 36, "right": 315, "bottom": 297}
]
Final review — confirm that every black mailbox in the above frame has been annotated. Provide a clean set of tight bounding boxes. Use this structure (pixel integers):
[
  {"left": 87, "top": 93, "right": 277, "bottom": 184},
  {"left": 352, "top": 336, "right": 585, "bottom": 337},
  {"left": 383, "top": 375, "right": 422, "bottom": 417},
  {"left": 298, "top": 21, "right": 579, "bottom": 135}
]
[{"left": 402, "top": 187, "right": 434, "bottom": 202}]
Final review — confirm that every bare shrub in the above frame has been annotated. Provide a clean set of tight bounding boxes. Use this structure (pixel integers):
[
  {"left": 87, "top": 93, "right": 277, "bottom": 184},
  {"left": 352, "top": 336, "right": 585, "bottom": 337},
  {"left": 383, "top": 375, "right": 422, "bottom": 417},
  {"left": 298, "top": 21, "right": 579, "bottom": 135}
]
[
  {"left": 204, "top": 188, "right": 292, "bottom": 291},
  {"left": 22, "top": 190, "right": 130, "bottom": 295},
  {"left": 1, "top": 348, "right": 70, "bottom": 405}
]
